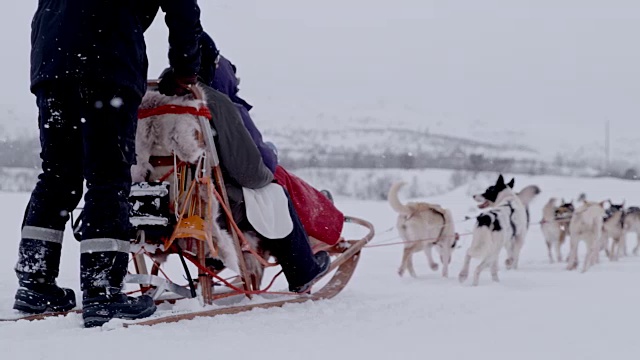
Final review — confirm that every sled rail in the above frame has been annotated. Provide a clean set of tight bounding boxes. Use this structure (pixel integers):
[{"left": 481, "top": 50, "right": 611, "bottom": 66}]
[{"left": 123, "top": 215, "right": 374, "bottom": 327}]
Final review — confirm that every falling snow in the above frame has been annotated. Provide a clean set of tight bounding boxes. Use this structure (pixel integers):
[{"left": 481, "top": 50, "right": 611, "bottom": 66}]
[{"left": 110, "top": 97, "right": 123, "bottom": 108}]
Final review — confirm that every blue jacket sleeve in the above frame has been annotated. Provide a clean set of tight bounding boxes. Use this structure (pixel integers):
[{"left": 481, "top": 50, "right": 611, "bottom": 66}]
[{"left": 158, "top": 0, "right": 203, "bottom": 77}]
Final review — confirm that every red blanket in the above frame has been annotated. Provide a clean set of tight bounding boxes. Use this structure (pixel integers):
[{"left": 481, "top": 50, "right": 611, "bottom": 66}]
[{"left": 274, "top": 166, "right": 344, "bottom": 245}]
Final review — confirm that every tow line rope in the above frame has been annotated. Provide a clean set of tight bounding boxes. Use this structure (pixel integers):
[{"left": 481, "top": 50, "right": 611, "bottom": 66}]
[{"left": 364, "top": 219, "right": 555, "bottom": 249}]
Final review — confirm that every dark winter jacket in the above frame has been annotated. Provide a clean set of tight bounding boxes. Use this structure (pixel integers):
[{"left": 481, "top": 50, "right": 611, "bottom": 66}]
[
  {"left": 209, "top": 55, "right": 279, "bottom": 173},
  {"left": 197, "top": 32, "right": 220, "bottom": 90},
  {"left": 200, "top": 84, "right": 274, "bottom": 224},
  {"left": 30, "top": 0, "right": 203, "bottom": 96}
]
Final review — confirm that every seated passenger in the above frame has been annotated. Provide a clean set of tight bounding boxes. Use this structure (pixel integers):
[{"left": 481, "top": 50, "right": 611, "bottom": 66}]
[
  {"left": 197, "top": 33, "right": 345, "bottom": 246},
  {"left": 136, "top": 4, "right": 332, "bottom": 292},
  {"left": 198, "top": 33, "right": 278, "bottom": 173},
  {"left": 136, "top": 73, "right": 330, "bottom": 293},
  {"left": 136, "top": 3, "right": 344, "bottom": 246}
]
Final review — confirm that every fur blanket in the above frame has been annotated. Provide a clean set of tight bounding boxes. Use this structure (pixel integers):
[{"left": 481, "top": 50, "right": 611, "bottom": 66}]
[
  {"left": 132, "top": 89, "right": 239, "bottom": 273},
  {"left": 132, "top": 91, "right": 208, "bottom": 182}
]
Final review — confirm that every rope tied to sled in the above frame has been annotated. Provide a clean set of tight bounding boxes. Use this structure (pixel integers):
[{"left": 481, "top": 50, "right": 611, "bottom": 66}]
[
  {"left": 364, "top": 219, "right": 564, "bottom": 249},
  {"left": 365, "top": 217, "right": 474, "bottom": 248},
  {"left": 138, "top": 104, "right": 212, "bottom": 120}
]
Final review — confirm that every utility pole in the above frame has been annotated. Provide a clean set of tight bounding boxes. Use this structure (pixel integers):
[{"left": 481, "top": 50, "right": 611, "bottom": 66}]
[{"left": 605, "top": 120, "right": 610, "bottom": 173}]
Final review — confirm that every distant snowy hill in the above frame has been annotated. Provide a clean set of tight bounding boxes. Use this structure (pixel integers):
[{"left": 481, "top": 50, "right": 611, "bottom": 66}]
[{"left": 264, "top": 123, "right": 538, "bottom": 163}]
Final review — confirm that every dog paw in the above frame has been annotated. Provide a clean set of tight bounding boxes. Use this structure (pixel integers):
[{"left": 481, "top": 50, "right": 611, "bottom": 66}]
[
  {"left": 505, "top": 258, "right": 514, "bottom": 269},
  {"left": 429, "top": 263, "right": 439, "bottom": 271},
  {"left": 458, "top": 272, "right": 468, "bottom": 283},
  {"left": 492, "top": 274, "right": 500, "bottom": 282}
]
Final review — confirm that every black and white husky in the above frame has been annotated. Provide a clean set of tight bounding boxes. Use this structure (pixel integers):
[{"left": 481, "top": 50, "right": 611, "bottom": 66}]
[{"left": 459, "top": 175, "right": 528, "bottom": 286}]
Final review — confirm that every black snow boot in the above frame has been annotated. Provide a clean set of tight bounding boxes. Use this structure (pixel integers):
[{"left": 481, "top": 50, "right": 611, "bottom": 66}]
[
  {"left": 289, "top": 251, "right": 331, "bottom": 293},
  {"left": 13, "top": 273, "right": 76, "bottom": 314},
  {"left": 81, "top": 251, "right": 156, "bottom": 327},
  {"left": 82, "top": 289, "right": 157, "bottom": 328}
]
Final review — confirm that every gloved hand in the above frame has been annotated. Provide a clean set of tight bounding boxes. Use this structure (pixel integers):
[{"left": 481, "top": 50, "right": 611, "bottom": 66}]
[{"left": 158, "top": 69, "right": 198, "bottom": 96}]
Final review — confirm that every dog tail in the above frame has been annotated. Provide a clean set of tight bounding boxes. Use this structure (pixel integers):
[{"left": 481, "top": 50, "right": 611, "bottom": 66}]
[
  {"left": 517, "top": 185, "right": 541, "bottom": 207},
  {"left": 388, "top": 181, "right": 412, "bottom": 215}
]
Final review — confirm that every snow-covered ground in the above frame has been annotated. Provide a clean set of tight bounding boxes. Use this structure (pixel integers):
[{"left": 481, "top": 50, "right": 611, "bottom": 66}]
[{"left": 1, "top": 172, "right": 639, "bottom": 360}]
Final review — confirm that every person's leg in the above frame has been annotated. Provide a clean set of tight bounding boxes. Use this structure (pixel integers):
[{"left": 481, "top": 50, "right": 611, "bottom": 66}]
[
  {"left": 14, "top": 83, "right": 83, "bottom": 313},
  {"left": 77, "top": 85, "right": 155, "bottom": 327},
  {"left": 260, "top": 191, "right": 330, "bottom": 293}
]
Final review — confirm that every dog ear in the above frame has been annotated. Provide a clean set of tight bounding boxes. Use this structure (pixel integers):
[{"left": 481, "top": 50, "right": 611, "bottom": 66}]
[
  {"left": 497, "top": 174, "right": 505, "bottom": 186},
  {"left": 507, "top": 178, "right": 515, "bottom": 189}
]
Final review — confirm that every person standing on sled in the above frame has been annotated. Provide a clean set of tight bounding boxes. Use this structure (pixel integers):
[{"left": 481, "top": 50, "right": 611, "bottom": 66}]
[{"left": 15, "top": 0, "right": 203, "bottom": 328}]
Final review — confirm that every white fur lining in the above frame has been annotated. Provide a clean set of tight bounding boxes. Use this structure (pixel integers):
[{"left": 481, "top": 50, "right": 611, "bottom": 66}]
[
  {"left": 132, "top": 91, "right": 208, "bottom": 182},
  {"left": 131, "top": 89, "right": 240, "bottom": 272}
]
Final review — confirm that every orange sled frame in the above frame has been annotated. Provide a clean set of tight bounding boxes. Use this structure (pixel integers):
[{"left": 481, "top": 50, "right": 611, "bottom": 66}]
[{"left": 122, "top": 82, "right": 375, "bottom": 326}]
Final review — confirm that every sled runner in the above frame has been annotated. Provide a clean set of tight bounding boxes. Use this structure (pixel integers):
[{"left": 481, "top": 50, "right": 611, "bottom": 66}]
[
  {"left": 1, "top": 216, "right": 371, "bottom": 325},
  {"left": 2, "top": 82, "right": 374, "bottom": 325}
]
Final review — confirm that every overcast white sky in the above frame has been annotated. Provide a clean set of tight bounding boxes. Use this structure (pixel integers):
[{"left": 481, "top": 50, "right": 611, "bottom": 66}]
[{"left": 2, "top": 1, "right": 639, "bottom": 160}]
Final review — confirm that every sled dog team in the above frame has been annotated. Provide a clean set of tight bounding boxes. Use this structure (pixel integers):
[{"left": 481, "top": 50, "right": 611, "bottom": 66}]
[{"left": 388, "top": 174, "right": 640, "bottom": 285}]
